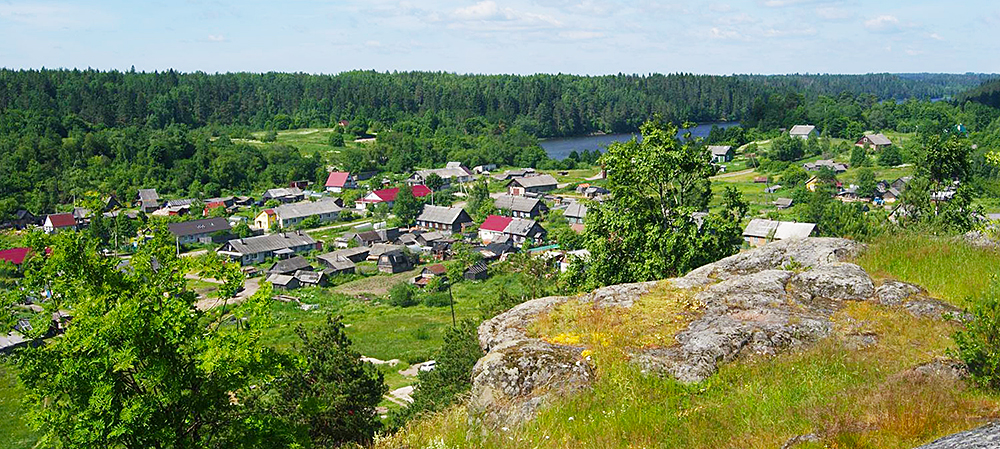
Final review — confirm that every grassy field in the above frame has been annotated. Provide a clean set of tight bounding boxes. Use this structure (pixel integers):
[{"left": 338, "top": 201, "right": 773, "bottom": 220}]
[
  {"left": 380, "top": 232, "right": 1000, "bottom": 449},
  {"left": 0, "top": 360, "right": 39, "bottom": 449},
  {"left": 857, "top": 232, "right": 1000, "bottom": 308}
]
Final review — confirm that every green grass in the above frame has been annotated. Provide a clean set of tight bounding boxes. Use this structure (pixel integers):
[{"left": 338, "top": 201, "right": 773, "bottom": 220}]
[
  {"left": 856, "top": 232, "right": 1000, "bottom": 307},
  {"left": 383, "top": 299, "right": 1000, "bottom": 449},
  {"left": 263, "top": 273, "right": 529, "bottom": 363},
  {"left": 0, "top": 360, "right": 39, "bottom": 449}
]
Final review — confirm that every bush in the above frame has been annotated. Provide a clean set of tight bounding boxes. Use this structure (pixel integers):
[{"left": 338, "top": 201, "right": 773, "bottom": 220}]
[
  {"left": 422, "top": 291, "right": 451, "bottom": 307},
  {"left": 953, "top": 278, "right": 1000, "bottom": 390},
  {"left": 388, "top": 282, "right": 419, "bottom": 307}
]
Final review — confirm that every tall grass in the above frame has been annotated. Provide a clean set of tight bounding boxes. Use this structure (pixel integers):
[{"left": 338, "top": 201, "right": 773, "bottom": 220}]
[
  {"left": 0, "top": 360, "right": 39, "bottom": 449},
  {"left": 856, "top": 232, "right": 1000, "bottom": 307},
  {"left": 379, "top": 300, "right": 1000, "bottom": 449}
]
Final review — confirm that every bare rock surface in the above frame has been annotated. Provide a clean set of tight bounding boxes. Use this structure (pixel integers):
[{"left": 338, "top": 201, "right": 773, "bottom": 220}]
[
  {"left": 913, "top": 422, "right": 1000, "bottom": 449},
  {"left": 468, "top": 237, "right": 960, "bottom": 430}
]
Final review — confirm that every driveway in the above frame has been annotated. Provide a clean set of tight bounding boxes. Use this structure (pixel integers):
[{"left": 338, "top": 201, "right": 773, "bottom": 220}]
[
  {"left": 711, "top": 168, "right": 755, "bottom": 180},
  {"left": 194, "top": 275, "right": 262, "bottom": 311}
]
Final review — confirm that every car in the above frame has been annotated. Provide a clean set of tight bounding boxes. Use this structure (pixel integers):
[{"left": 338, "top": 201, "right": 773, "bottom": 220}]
[{"left": 418, "top": 360, "right": 437, "bottom": 372}]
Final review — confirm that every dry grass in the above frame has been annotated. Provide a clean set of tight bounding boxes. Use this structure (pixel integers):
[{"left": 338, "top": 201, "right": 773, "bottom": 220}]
[
  {"left": 528, "top": 281, "right": 703, "bottom": 350},
  {"left": 376, "top": 294, "right": 1000, "bottom": 449}
]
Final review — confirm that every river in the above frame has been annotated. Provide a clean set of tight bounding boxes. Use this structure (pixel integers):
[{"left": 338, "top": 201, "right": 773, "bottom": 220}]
[{"left": 539, "top": 122, "right": 741, "bottom": 160}]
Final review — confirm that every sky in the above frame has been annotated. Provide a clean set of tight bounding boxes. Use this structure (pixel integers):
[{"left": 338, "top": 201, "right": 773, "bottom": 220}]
[{"left": 0, "top": 0, "right": 998, "bottom": 76}]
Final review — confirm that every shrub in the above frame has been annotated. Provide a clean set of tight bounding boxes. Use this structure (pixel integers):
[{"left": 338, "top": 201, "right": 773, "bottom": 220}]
[
  {"left": 388, "top": 282, "right": 419, "bottom": 307},
  {"left": 953, "top": 278, "right": 1000, "bottom": 389}
]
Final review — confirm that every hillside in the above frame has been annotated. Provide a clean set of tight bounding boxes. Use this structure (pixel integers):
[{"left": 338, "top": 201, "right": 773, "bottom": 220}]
[{"left": 382, "top": 237, "right": 1000, "bottom": 449}]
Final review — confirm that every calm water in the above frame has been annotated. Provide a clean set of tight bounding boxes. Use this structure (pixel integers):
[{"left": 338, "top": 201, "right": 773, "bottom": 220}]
[{"left": 539, "top": 122, "right": 741, "bottom": 160}]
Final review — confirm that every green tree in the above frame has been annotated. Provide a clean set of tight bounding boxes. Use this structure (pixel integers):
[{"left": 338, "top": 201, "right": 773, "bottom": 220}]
[
  {"left": 424, "top": 173, "right": 444, "bottom": 205},
  {"left": 265, "top": 315, "right": 387, "bottom": 446},
  {"left": 17, "top": 230, "right": 287, "bottom": 448},
  {"left": 581, "top": 119, "right": 747, "bottom": 287},
  {"left": 850, "top": 145, "right": 867, "bottom": 167},
  {"left": 771, "top": 135, "right": 805, "bottom": 162},
  {"left": 953, "top": 278, "right": 1000, "bottom": 390},
  {"left": 855, "top": 167, "right": 877, "bottom": 198},
  {"left": 328, "top": 132, "right": 345, "bottom": 147},
  {"left": 232, "top": 220, "right": 253, "bottom": 238},
  {"left": 780, "top": 165, "right": 809, "bottom": 187},
  {"left": 392, "top": 184, "right": 423, "bottom": 225},
  {"left": 388, "top": 282, "right": 419, "bottom": 307},
  {"left": 878, "top": 145, "right": 902, "bottom": 166}
]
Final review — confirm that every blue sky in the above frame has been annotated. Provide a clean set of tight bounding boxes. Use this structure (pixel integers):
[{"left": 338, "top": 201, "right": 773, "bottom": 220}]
[{"left": 0, "top": 0, "right": 997, "bottom": 75}]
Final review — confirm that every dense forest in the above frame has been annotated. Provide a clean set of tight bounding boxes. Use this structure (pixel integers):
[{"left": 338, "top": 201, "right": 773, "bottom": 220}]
[
  {"left": 1, "top": 70, "right": 993, "bottom": 137},
  {"left": 1, "top": 69, "right": 999, "bottom": 220}
]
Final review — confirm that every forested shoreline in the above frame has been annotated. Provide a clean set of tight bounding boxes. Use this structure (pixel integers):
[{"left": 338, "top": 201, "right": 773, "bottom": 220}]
[
  {"left": 1, "top": 70, "right": 993, "bottom": 136},
  {"left": 1, "top": 69, "right": 998, "bottom": 220}
]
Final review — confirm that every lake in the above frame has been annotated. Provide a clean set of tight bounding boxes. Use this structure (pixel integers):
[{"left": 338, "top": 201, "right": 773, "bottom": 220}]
[{"left": 539, "top": 122, "right": 741, "bottom": 160}]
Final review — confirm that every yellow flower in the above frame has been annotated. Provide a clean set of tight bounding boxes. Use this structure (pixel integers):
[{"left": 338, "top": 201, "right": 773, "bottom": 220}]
[{"left": 580, "top": 349, "right": 593, "bottom": 358}]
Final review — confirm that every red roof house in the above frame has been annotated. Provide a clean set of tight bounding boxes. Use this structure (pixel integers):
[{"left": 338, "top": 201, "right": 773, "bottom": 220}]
[
  {"left": 43, "top": 213, "right": 77, "bottom": 234},
  {"left": 480, "top": 215, "right": 513, "bottom": 232},
  {"left": 357, "top": 185, "right": 431, "bottom": 207},
  {"left": 325, "top": 172, "right": 351, "bottom": 192}
]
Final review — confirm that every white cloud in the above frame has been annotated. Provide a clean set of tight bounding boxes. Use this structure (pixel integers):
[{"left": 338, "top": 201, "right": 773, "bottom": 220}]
[
  {"left": 558, "top": 30, "right": 604, "bottom": 40},
  {"left": 864, "top": 15, "right": 900, "bottom": 32},
  {"left": 716, "top": 13, "right": 757, "bottom": 26},
  {"left": 0, "top": 3, "right": 110, "bottom": 30},
  {"left": 206, "top": 34, "right": 226, "bottom": 42},
  {"left": 763, "top": 26, "right": 816, "bottom": 37},
  {"left": 815, "top": 6, "right": 852, "bottom": 21},
  {"left": 709, "top": 27, "right": 742, "bottom": 40},
  {"left": 449, "top": 1, "right": 562, "bottom": 31},
  {"left": 928, "top": 32, "right": 943, "bottom": 41}
]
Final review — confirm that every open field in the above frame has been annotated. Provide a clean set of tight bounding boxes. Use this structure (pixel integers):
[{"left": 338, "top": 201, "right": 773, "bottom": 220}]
[{"left": 0, "top": 361, "right": 38, "bottom": 449}]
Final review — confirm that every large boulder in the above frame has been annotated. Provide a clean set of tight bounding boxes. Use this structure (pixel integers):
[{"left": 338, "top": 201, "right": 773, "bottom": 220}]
[
  {"left": 913, "top": 423, "right": 1000, "bottom": 448},
  {"left": 468, "top": 237, "right": 957, "bottom": 430}
]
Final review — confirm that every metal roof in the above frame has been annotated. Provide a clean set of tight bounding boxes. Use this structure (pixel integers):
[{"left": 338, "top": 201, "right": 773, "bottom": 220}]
[
  {"left": 511, "top": 174, "right": 558, "bottom": 188},
  {"left": 415, "top": 166, "right": 473, "bottom": 181},
  {"left": 267, "top": 256, "right": 312, "bottom": 274},
  {"left": 416, "top": 205, "right": 471, "bottom": 225},
  {"left": 743, "top": 218, "right": 815, "bottom": 240},
  {"left": 789, "top": 125, "right": 816, "bottom": 135},
  {"left": 224, "top": 232, "right": 316, "bottom": 255},
  {"left": 494, "top": 195, "right": 542, "bottom": 213},
  {"left": 707, "top": 145, "right": 732, "bottom": 156},
  {"left": 564, "top": 202, "right": 588, "bottom": 219},
  {"left": 167, "top": 218, "right": 231, "bottom": 237},
  {"left": 263, "top": 187, "right": 303, "bottom": 199},
  {"left": 273, "top": 199, "right": 342, "bottom": 220},
  {"left": 863, "top": 133, "right": 892, "bottom": 145},
  {"left": 504, "top": 218, "right": 540, "bottom": 237},
  {"left": 138, "top": 189, "right": 159, "bottom": 201}
]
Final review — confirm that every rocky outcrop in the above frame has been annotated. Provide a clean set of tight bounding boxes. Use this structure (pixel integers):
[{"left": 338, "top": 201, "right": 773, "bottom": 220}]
[
  {"left": 468, "top": 237, "right": 959, "bottom": 430},
  {"left": 914, "top": 422, "right": 1000, "bottom": 448},
  {"left": 470, "top": 282, "right": 656, "bottom": 429}
]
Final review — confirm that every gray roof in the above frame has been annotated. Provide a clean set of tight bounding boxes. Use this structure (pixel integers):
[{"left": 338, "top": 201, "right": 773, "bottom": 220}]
[
  {"left": 138, "top": 189, "right": 159, "bottom": 201},
  {"left": 267, "top": 256, "right": 312, "bottom": 274},
  {"left": 167, "top": 217, "right": 231, "bottom": 237},
  {"left": 416, "top": 205, "right": 471, "bottom": 225},
  {"left": 511, "top": 174, "right": 558, "bottom": 189},
  {"left": 415, "top": 165, "right": 473, "bottom": 181},
  {"left": 224, "top": 232, "right": 316, "bottom": 255},
  {"left": 317, "top": 247, "right": 369, "bottom": 264},
  {"left": 773, "top": 198, "right": 793, "bottom": 207},
  {"left": 319, "top": 256, "right": 356, "bottom": 271},
  {"left": 494, "top": 195, "right": 542, "bottom": 213},
  {"left": 294, "top": 270, "right": 325, "bottom": 284},
  {"left": 266, "top": 273, "right": 296, "bottom": 286},
  {"left": 707, "top": 145, "right": 732, "bottom": 156},
  {"left": 743, "top": 219, "right": 815, "bottom": 240},
  {"left": 264, "top": 187, "right": 304, "bottom": 199},
  {"left": 273, "top": 199, "right": 342, "bottom": 220},
  {"left": 165, "top": 198, "right": 197, "bottom": 208},
  {"left": 863, "top": 133, "right": 892, "bottom": 145},
  {"left": 420, "top": 231, "right": 445, "bottom": 243},
  {"left": 505, "top": 218, "right": 541, "bottom": 237},
  {"left": 789, "top": 125, "right": 816, "bottom": 136},
  {"left": 564, "top": 202, "right": 588, "bottom": 219},
  {"left": 369, "top": 243, "right": 404, "bottom": 257}
]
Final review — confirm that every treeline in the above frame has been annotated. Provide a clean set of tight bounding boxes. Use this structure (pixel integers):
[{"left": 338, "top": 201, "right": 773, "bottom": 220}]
[
  {"left": 1, "top": 69, "right": 992, "bottom": 138},
  {"left": 958, "top": 78, "right": 1000, "bottom": 109}
]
